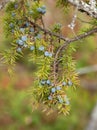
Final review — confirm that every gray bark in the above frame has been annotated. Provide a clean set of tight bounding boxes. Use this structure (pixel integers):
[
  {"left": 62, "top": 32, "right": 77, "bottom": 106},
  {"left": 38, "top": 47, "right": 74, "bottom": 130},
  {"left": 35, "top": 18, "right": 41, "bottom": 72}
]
[
  {"left": 86, "top": 103, "right": 97, "bottom": 130},
  {"left": 77, "top": 65, "right": 97, "bottom": 75},
  {"left": 0, "top": 0, "right": 10, "bottom": 10},
  {"left": 68, "top": 0, "right": 97, "bottom": 18}
]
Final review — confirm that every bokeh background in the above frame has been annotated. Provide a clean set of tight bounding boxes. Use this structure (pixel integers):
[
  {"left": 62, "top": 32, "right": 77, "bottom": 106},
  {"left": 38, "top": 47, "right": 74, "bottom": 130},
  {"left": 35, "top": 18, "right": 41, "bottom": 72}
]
[{"left": 0, "top": 1, "right": 97, "bottom": 130}]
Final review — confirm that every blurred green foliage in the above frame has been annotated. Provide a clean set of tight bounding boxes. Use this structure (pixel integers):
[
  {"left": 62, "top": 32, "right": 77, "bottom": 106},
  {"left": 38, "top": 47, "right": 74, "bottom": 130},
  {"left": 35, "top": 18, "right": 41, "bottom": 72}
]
[{"left": 0, "top": 86, "right": 96, "bottom": 130}]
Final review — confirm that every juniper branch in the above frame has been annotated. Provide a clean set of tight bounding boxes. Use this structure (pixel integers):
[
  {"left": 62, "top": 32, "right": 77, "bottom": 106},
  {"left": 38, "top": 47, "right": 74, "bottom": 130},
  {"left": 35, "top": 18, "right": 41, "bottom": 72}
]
[
  {"left": 57, "top": 26, "right": 97, "bottom": 56},
  {"left": 28, "top": 18, "right": 97, "bottom": 79},
  {"left": 53, "top": 26, "right": 97, "bottom": 80}
]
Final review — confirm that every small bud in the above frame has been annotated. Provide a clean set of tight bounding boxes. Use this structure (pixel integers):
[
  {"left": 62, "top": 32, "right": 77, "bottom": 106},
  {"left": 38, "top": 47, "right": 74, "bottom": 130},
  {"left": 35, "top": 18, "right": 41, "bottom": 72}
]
[
  {"left": 64, "top": 95, "right": 70, "bottom": 105},
  {"left": 35, "top": 34, "right": 41, "bottom": 40},
  {"left": 23, "top": 44, "right": 28, "bottom": 48},
  {"left": 29, "top": 10, "right": 33, "bottom": 15}
]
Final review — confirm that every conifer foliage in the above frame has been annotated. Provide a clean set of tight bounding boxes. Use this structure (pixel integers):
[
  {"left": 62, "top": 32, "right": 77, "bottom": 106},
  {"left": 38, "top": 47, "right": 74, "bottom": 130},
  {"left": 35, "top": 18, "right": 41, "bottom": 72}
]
[{"left": 2, "top": 0, "right": 80, "bottom": 115}]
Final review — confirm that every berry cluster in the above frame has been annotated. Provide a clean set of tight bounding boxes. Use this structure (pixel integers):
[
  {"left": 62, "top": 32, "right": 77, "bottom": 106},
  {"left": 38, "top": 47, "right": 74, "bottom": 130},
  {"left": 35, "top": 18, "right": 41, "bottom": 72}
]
[
  {"left": 39, "top": 79, "right": 73, "bottom": 107},
  {"left": 40, "top": 79, "right": 72, "bottom": 87},
  {"left": 37, "top": 5, "right": 46, "bottom": 14},
  {"left": 7, "top": 1, "right": 47, "bottom": 53},
  {"left": 44, "top": 51, "right": 53, "bottom": 57},
  {"left": 16, "top": 35, "right": 28, "bottom": 52}
]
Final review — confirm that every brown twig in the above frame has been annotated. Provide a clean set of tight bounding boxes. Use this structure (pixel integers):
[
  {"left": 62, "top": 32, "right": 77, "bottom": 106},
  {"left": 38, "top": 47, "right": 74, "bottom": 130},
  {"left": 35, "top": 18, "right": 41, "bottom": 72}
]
[
  {"left": 28, "top": 18, "right": 97, "bottom": 48},
  {"left": 55, "top": 27, "right": 97, "bottom": 58},
  {"left": 52, "top": 26, "right": 97, "bottom": 83},
  {"left": 28, "top": 19, "right": 69, "bottom": 41}
]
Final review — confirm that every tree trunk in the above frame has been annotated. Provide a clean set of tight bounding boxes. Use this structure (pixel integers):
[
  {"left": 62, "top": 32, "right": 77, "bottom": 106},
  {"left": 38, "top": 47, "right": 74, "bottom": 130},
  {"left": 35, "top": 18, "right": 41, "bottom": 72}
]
[{"left": 86, "top": 103, "right": 97, "bottom": 130}]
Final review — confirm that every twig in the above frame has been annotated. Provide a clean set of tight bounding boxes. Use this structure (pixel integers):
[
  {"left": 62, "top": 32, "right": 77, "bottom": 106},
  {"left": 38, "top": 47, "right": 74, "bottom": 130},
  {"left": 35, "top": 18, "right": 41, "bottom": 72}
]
[
  {"left": 53, "top": 41, "right": 68, "bottom": 84},
  {"left": 28, "top": 18, "right": 97, "bottom": 49},
  {"left": 52, "top": 27, "right": 97, "bottom": 82},
  {"left": 57, "top": 26, "right": 97, "bottom": 56},
  {"left": 28, "top": 19, "right": 69, "bottom": 42},
  {"left": 77, "top": 17, "right": 93, "bottom": 25},
  {"left": 53, "top": 26, "right": 97, "bottom": 63}
]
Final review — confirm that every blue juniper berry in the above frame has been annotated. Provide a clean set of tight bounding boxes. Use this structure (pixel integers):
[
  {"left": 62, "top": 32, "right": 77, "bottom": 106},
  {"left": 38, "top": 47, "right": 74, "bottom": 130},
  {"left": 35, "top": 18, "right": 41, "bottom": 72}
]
[
  {"left": 48, "top": 95, "right": 52, "bottom": 100},
  {"left": 16, "top": 39, "right": 24, "bottom": 46},
  {"left": 44, "top": 51, "right": 52, "bottom": 57},
  {"left": 51, "top": 88, "right": 56, "bottom": 93},
  {"left": 30, "top": 27, "right": 34, "bottom": 32},
  {"left": 17, "top": 47, "right": 22, "bottom": 53},
  {"left": 37, "top": 7, "right": 43, "bottom": 13},
  {"left": 11, "top": 29, "right": 14, "bottom": 33},
  {"left": 44, "top": 51, "right": 49, "bottom": 57},
  {"left": 39, "top": 46, "right": 45, "bottom": 51},
  {"left": 57, "top": 95, "right": 63, "bottom": 103},
  {"left": 9, "top": 23, "right": 14, "bottom": 28},
  {"left": 46, "top": 80, "right": 51, "bottom": 85},
  {"left": 20, "top": 28, "right": 25, "bottom": 33},
  {"left": 30, "top": 46, "right": 35, "bottom": 51},
  {"left": 37, "top": 7, "right": 46, "bottom": 14},
  {"left": 21, "top": 35, "right": 27, "bottom": 42},
  {"left": 25, "top": 22, "right": 29, "bottom": 27},
  {"left": 68, "top": 80, "right": 72, "bottom": 86},
  {"left": 14, "top": 4, "right": 18, "bottom": 9},
  {"left": 56, "top": 86, "right": 61, "bottom": 90},
  {"left": 12, "top": 12, "right": 16, "bottom": 17},
  {"left": 41, "top": 5, "right": 46, "bottom": 9},
  {"left": 40, "top": 80, "right": 46, "bottom": 85},
  {"left": 62, "top": 81, "right": 67, "bottom": 86}
]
